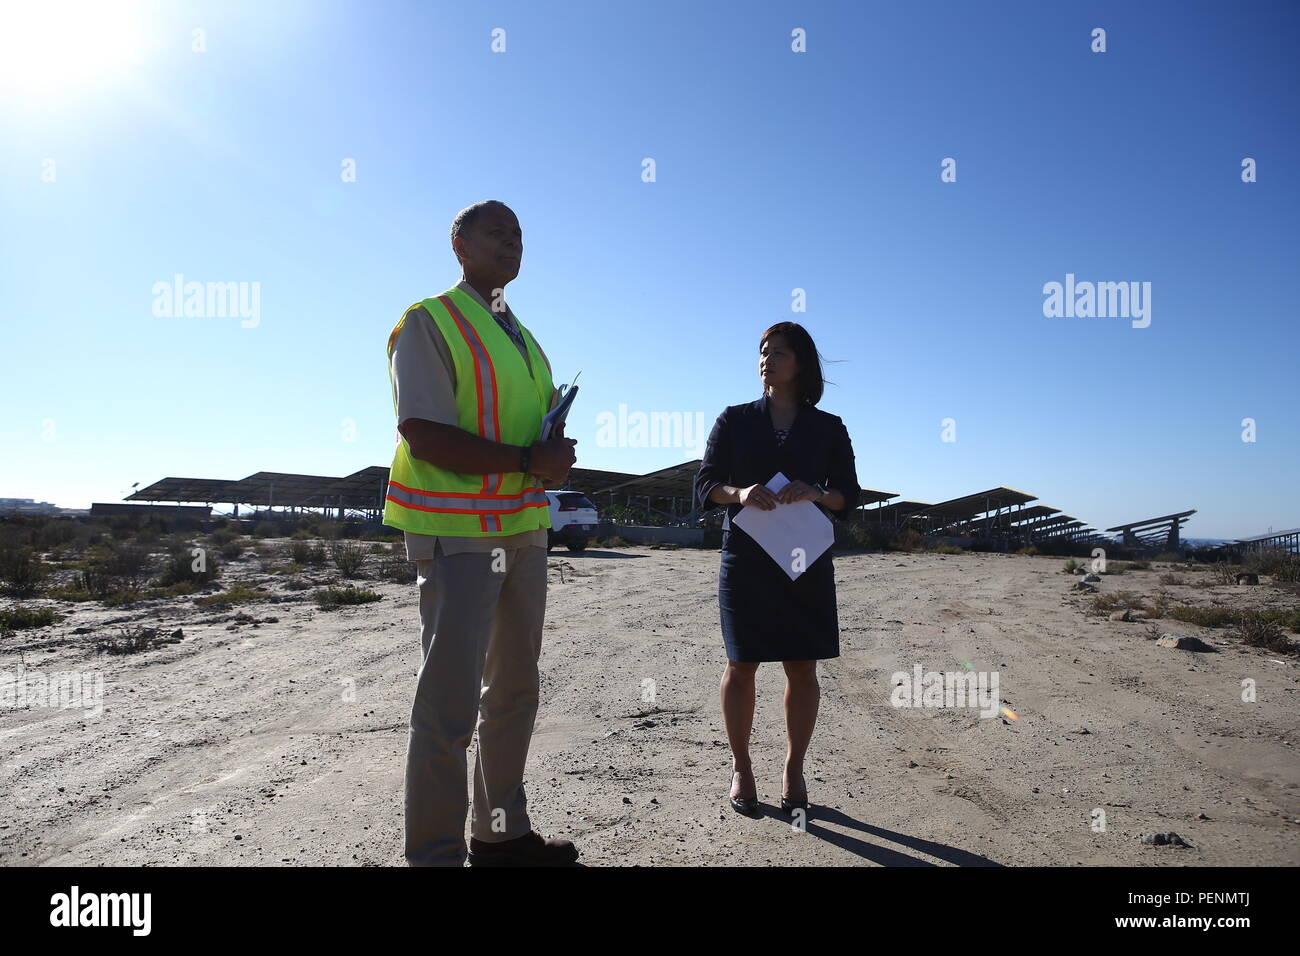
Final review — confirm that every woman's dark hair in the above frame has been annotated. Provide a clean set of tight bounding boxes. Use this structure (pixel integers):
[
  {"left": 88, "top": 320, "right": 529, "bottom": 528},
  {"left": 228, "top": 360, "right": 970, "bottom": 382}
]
[{"left": 760, "top": 321, "right": 826, "bottom": 405}]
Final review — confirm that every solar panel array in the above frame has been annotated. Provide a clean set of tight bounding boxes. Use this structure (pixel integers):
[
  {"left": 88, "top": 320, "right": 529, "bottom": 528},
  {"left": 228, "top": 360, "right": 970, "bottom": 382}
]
[
  {"left": 122, "top": 460, "right": 1196, "bottom": 549},
  {"left": 127, "top": 467, "right": 392, "bottom": 513}
]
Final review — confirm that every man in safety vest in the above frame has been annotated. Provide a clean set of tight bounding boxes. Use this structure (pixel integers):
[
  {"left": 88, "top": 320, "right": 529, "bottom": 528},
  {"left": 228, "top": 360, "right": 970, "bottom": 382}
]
[{"left": 385, "top": 200, "right": 578, "bottom": 866}]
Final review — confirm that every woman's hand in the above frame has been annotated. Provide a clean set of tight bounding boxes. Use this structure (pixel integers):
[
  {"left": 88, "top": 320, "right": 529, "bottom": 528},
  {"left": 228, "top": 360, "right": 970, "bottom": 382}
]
[
  {"left": 738, "top": 483, "right": 779, "bottom": 510},
  {"left": 776, "top": 480, "right": 821, "bottom": 504}
]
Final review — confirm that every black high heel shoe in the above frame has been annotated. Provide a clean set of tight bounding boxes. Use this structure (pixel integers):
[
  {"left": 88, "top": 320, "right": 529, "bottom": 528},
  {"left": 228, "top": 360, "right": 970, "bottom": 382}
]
[
  {"left": 729, "top": 770, "right": 759, "bottom": 815},
  {"left": 780, "top": 773, "right": 808, "bottom": 814}
]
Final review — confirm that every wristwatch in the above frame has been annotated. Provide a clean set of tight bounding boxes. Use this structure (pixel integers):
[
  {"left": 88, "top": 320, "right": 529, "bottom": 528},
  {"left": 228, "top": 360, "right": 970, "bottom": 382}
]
[
  {"left": 518, "top": 445, "right": 531, "bottom": 474},
  {"left": 811, "top": 483, "right": 828, "bottom": 503}
]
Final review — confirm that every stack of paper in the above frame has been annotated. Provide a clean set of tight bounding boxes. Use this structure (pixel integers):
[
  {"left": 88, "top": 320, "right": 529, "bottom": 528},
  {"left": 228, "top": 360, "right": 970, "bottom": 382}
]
[{"left": 730, "top": 472, "right": 833, "bottom": 581}]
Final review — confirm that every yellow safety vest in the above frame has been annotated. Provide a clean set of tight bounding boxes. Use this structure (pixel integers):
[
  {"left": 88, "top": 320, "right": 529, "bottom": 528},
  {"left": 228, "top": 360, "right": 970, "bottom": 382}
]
[{"left": 383, "top": 286, "right": 555, "bottom": 536}]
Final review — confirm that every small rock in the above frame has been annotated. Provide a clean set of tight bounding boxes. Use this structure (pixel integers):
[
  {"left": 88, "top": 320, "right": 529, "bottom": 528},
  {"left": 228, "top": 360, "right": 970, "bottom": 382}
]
[
  {"left": 1108, "top": 609, "right": 1147, "bottom": 622},
  {"left": 1156, "top": 634, "right": 1217, "bottom": 653},
  {"left": 1236, "top": 572, "right": 1259, "bottom": 586},
  {"left": 1140, "top": 831, "right": 1192, "bottom": 848}
]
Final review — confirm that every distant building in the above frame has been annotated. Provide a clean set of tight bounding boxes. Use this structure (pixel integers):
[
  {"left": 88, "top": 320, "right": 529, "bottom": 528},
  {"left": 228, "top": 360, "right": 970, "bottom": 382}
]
[
  {"left": 89, "top": 502, "right": 211, "bottom": 520},
  {"left": 0, "top": 497, "right": 68, "bottom": 516}
]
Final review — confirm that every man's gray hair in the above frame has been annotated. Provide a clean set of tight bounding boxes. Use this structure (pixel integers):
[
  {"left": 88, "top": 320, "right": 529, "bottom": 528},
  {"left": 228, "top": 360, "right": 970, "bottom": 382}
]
[{"left": 450, "top": 200, "right": 510, "bottom": 250}]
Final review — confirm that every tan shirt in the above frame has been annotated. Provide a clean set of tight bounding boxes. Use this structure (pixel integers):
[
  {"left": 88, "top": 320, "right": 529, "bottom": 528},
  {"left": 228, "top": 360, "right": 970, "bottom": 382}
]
[{"left": 390, "top": 280, "right": 553, "bottom": 559}]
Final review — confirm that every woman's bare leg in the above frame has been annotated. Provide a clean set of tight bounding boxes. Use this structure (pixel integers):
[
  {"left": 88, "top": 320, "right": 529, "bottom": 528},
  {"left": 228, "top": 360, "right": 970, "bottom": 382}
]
[
  {"left": 721, "top": 660, "right": 760, "bottom": 799},
  {"left": 781, "top": 659, "right": 819, "bottom": 797}
]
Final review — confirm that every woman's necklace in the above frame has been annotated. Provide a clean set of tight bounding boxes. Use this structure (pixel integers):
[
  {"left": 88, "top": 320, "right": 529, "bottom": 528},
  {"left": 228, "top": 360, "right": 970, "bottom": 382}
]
[
  {"left": 770, "top": 408, "right": 796, "bottom": 445},
  {"left": 767, "top": 391, "right": 798, "bottom": 445}
]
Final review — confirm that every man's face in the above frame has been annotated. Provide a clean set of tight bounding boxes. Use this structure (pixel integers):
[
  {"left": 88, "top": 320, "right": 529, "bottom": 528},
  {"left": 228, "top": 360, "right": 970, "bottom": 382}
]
[{"left": 455, "top": 205, "right": 523, "bottom": 289}]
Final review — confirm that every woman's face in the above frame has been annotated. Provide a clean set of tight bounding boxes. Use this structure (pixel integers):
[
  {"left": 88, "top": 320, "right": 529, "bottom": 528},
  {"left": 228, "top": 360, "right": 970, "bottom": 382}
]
[{"left": 759, "top": 333, "right": 799, "bottom": 390}]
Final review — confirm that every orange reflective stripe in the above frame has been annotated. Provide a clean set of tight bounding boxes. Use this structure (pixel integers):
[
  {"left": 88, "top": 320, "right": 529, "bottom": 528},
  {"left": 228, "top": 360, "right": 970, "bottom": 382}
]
[
  {"left": 386, "top": 481, "right": 543, "bottom": 501},
  {"left": 438, "top": 295, "right": 508, "bottom": 507},
  {"left": 438, "top": 294, "right": 511, "bottom": 534},
  {"left": 385, "top": 479, "right": 548, "bottom": 515},
  {"left": 384, "top": 494, "right": 547, "bottom": 517},
  {"left": 438, "top": 295, "right": 495, "bottom": 439}
]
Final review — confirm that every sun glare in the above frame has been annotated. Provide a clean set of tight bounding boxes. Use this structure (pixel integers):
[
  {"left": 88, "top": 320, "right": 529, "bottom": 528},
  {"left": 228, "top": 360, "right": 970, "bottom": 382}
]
[{"left": 0, "top": 0, "right": 150, "bottom": 99}]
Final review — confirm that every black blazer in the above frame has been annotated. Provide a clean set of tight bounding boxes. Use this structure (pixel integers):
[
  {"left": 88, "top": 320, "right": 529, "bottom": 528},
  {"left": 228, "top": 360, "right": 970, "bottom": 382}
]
[{"left": 693, "top": 393, "right": 860, "bottom": 551}]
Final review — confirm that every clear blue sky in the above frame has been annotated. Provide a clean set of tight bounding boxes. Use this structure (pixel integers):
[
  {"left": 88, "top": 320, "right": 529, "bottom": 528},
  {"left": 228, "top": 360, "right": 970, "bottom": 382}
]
[{"left": 1, "top": 0, "right": 1296, "bottom": 539}]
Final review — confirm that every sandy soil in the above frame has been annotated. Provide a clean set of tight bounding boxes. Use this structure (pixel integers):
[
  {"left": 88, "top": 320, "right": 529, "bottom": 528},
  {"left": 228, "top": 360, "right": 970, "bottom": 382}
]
[{"left": 2, "top": 542, "right": 1298, "bottom": 866}]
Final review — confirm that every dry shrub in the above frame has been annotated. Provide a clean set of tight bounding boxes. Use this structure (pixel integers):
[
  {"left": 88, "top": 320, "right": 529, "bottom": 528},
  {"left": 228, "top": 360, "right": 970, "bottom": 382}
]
[{"left": 1235, "top": 613, "right": 1298, "bottom": 656}]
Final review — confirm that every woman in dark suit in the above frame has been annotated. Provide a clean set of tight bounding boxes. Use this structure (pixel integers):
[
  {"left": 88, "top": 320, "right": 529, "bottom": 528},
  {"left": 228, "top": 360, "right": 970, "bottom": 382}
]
[{"left": 693, "top": 322, "right": 859, "bottom": 816}]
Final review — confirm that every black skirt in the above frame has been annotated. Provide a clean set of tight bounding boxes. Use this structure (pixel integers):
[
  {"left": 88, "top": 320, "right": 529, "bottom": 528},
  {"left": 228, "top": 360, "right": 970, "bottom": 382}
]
[{"left": 717, "top": 529, "right": 840, "bottom": 663}]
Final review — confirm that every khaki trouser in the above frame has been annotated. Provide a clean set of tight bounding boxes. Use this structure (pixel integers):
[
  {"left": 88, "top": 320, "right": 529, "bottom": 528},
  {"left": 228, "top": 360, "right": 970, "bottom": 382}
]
[{"left": 404, "top": 539, "right": 548, "bottom": 866}]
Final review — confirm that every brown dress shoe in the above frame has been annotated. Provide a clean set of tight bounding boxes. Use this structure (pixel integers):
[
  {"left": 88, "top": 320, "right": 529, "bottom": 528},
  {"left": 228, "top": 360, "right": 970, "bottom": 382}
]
[{"left": 468, "top": 830, "right": 579, "bottom": 867}]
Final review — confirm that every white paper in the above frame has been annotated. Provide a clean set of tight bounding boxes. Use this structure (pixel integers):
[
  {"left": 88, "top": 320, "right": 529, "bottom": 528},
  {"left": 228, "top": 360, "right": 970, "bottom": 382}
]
[{"left": 730, "top": 472, "right": 833, "bottom": 581}]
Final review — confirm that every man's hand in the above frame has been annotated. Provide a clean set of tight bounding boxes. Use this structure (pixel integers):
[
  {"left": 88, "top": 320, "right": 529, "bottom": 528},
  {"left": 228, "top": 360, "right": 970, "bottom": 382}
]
[{"left": 529, "top": 435, "right": 577, "bottom": 486}]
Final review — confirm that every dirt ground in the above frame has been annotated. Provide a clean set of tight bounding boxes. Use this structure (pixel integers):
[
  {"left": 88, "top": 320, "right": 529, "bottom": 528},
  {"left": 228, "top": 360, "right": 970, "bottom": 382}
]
[{"left": 2, "top": 543, "right": 1297, "bottom": 866}]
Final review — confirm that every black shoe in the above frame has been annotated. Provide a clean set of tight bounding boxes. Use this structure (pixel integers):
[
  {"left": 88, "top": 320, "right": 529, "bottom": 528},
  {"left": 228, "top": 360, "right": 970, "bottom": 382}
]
[
  {"left": 467, "top": 830, "right": 578, "bottom": 867},
  {"left": 780, "top": 772, "right": 808, "bottom": 814},
  {"left": 729, "top": 770, "right": 759, "bottom": 815}
]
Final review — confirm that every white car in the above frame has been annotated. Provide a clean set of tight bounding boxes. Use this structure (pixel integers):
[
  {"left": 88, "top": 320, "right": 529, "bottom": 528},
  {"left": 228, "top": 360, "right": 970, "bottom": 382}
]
[{"left": 545, "top": 490, "right": 599, "bottom": 551}]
